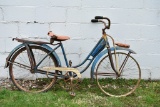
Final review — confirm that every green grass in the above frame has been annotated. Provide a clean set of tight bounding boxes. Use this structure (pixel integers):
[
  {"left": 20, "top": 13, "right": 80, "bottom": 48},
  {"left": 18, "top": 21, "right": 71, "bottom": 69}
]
[{"left": 0, "top": 79, "right": 160, "bottom": 107}]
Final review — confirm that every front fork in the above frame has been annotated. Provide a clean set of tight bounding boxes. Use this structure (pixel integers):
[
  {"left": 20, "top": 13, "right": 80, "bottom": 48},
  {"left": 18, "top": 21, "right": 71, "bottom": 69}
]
[
  {"left": 24, "top": 43, "right": 36, "bottom": 73},
  {"left": 107, "top": 47, "right": 130, "bottom": 77}
]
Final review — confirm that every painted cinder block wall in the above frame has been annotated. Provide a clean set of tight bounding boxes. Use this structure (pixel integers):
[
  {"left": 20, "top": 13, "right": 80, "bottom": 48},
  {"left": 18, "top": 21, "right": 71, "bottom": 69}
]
[{"left": 0, "top": 0, "right": 160, "bottom": 79}]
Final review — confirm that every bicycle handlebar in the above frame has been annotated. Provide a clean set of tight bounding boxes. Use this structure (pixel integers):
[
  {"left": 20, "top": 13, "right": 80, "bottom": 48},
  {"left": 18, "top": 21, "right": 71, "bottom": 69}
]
[
  {"left": 95, "top": 16, "right": 103, "bottom": 19},
  {"left": 91, "top": 16, "right": 111, "bottom": 30},
  {"left": 91, "top": 19, "right": 99, "bottom": 23}
]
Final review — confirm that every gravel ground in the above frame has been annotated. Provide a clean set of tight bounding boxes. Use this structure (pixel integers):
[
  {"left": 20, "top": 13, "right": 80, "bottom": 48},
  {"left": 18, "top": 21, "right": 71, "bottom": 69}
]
[{"left": 0, "top": 78, "right": 18, "bottom": 90}]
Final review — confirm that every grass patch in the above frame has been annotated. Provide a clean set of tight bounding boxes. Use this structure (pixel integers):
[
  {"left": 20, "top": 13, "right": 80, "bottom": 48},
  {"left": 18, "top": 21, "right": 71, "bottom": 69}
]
[{"left": 0, "top": 79, "right": 160, "bottom": 107}]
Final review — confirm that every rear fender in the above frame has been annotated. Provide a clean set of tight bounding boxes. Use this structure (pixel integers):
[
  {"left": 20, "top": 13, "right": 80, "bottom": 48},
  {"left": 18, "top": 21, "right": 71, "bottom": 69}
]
[
  {"left": 5, "top": 43, "right": 61, "bottom": 68},
  {"left": 90, "top": 46, "right": 136, "bottom": 79}
]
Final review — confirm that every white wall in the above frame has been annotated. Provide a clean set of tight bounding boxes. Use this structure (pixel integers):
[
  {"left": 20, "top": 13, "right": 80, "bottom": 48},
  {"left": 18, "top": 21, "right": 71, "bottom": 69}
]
[{"left": 0, "top": 0, "right": 160, "bottom": 79}]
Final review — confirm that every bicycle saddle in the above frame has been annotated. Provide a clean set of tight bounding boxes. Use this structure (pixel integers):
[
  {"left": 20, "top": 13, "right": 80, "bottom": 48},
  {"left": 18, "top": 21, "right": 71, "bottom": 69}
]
[
  {"left": 48, "top": 31, "right": 70, "bottom": 41},
  {"left": 115, "top": 42, "right": 130, "bottom": 48}
]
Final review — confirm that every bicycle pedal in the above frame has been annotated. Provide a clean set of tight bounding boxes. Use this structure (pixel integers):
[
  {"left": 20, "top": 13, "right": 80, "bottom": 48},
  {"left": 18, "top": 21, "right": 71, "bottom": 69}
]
[{"left": 69, "top": 91, "right": 76, "bottom": 97}]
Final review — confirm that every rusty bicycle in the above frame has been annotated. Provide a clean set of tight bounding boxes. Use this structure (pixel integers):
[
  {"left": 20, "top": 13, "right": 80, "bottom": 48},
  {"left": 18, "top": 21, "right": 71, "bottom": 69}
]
[{"left": 5, "top": 16, "right": 141, "bottom": 97}]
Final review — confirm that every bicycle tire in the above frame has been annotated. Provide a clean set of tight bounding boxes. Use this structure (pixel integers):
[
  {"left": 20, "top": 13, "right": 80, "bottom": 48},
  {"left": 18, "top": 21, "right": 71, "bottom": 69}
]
[
  {"left": 96, "top": 52, "right": 141, "bottom": 97},
  {"left": 9, "top": 45, "right": 58, "bottom": 93}
]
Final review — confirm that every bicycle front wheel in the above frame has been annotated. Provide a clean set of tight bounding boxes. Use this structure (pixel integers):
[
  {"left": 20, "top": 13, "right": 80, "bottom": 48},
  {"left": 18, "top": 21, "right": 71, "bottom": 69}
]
[
  {"left": 96, "top": 52, "right": 141, "bottom": 97},
  {"left": 9, "top": 45, "right": 58, "bottom": 93}
]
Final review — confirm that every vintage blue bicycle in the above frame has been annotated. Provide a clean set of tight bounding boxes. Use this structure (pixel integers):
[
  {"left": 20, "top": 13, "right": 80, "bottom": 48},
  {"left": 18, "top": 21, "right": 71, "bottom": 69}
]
[{"left": 5, "top": 16, "right": 141, "bottom": 97}]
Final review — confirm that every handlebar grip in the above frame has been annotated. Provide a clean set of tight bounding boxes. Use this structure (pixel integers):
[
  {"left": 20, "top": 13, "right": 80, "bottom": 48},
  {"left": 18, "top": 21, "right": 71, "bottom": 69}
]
[
  {"left": 91, "top": 19, "right": 99, "bottom": 23},
  {"left": 95, "top": 16, "right": 103, "bottom": 19}
]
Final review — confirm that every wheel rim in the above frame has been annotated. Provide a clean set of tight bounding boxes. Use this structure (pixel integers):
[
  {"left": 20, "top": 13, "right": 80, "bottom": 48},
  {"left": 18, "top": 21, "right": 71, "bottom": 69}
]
[
  {"left": 96, "top": 52, "right": 141, "bottom": 97},
  {"left": 9, "top": 46, "right": 57, "bottom": 92}
]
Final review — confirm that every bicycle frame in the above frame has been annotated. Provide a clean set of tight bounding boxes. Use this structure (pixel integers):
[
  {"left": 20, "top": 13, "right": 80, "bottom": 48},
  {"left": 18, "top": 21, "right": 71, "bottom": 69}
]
[{"left": 5, "top": 33, "right": 136, "bottom": 80}]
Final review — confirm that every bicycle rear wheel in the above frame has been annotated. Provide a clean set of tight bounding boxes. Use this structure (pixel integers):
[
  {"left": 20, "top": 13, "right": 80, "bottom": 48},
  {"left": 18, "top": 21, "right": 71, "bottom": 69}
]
[
  {"left": 96, "top": 52, "right": 141, "bottom": 97},
  {"left": 9, "top": 45, "right": 58, "bottom": 93}
]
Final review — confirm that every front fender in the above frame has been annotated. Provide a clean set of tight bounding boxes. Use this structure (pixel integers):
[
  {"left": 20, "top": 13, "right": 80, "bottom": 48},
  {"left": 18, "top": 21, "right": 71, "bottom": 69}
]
[
  {"left": 90, "top": 46, "right": 136, "bottom": 79},
  {"left": 5, "top": 43, "right": 61, "bottom": 68}
]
